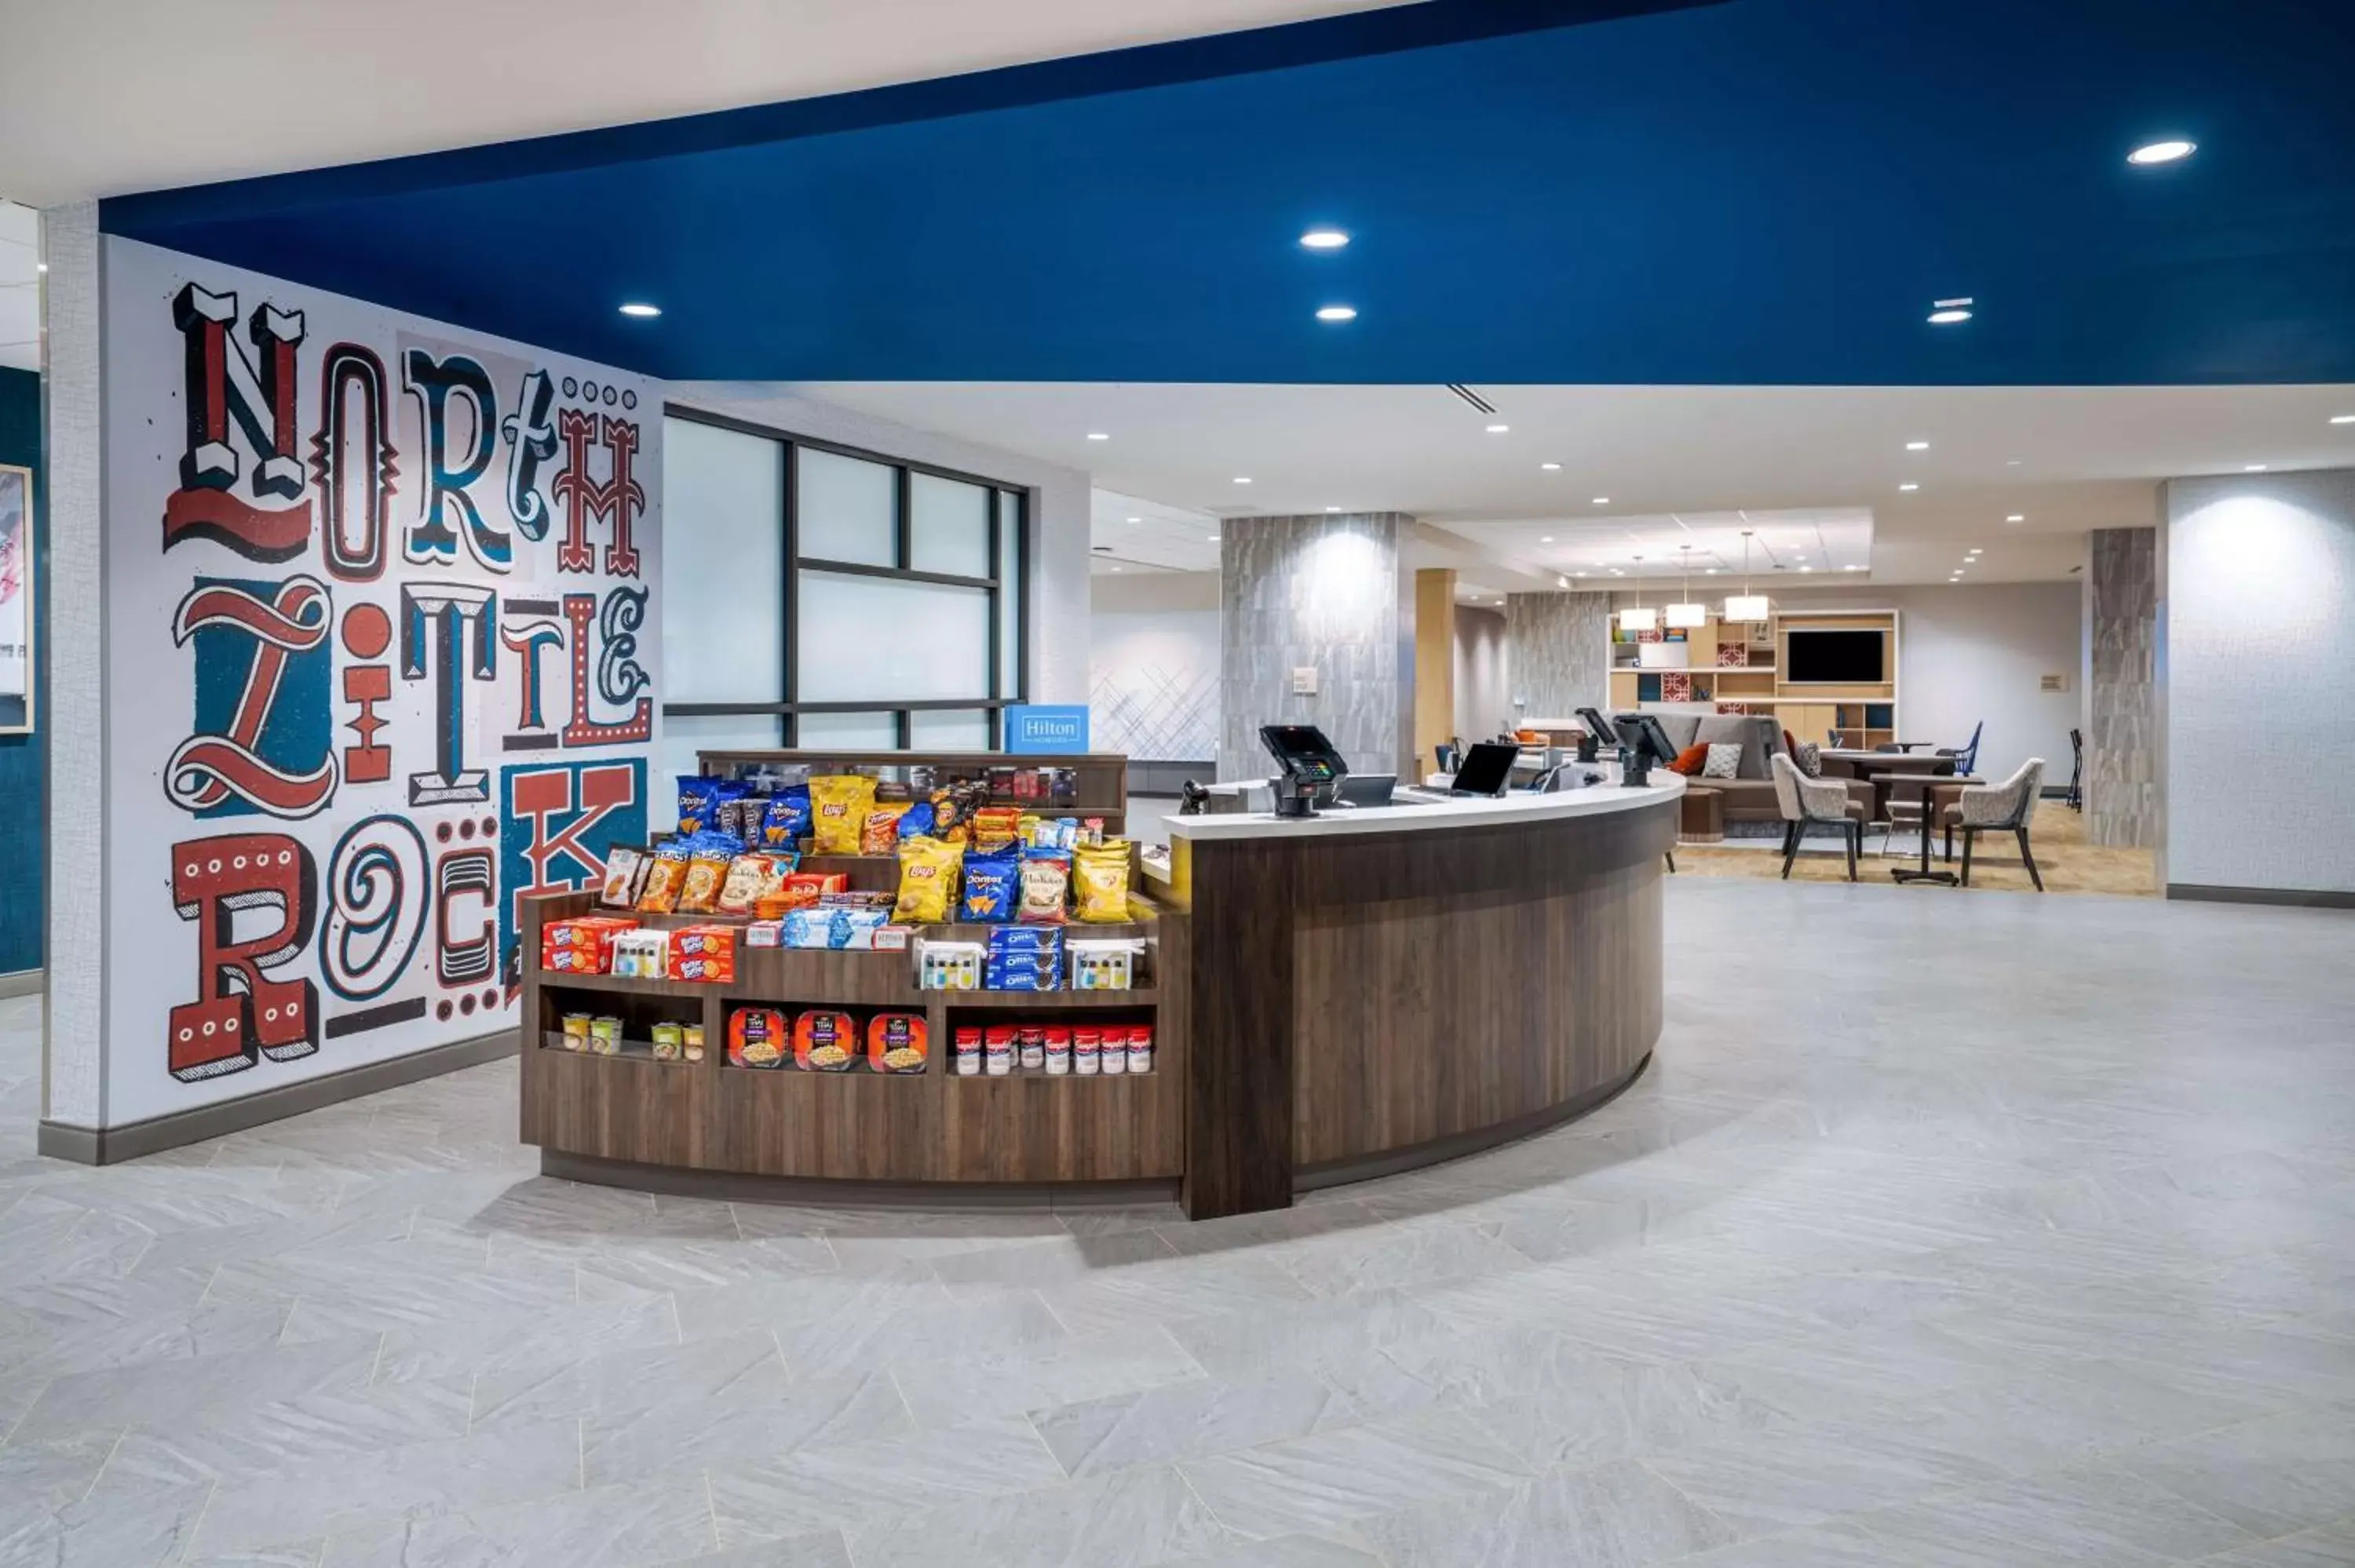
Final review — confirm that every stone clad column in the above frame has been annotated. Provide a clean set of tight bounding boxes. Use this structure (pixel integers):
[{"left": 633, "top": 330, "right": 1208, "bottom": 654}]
[
  {"left": 1505, "top": 591, "right": 1611, "bottom": 721},
  {"left": 2085, "top": 527, "right": 2156, "bottom": 848},
  {"left": 1218, "top": 512, "right": 1412, "bottom": 782}
]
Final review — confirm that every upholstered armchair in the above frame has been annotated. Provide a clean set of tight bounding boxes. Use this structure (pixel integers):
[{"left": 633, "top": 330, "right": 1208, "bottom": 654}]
[
  {"left": 1939, "top": 758, "right": 2046, "bottom": 890},
  {"left": 1769, "top": 753, "right": 1864, "bottom": 881}
]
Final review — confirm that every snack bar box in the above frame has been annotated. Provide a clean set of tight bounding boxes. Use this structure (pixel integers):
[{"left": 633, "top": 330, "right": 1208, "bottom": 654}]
[
  {"left": 540, "top": 915, "right": 641, "bottom": 975},
  {"left": 669, "top": 924, "right": 739, "bottom": 984}
]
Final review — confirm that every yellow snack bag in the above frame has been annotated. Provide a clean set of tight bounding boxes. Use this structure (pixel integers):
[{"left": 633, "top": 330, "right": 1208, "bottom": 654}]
[
  {"left": 1073, "top": 841, "right": 1134, "bottom": 923},
  {"left": 809, "top": 775, "right": 878, "bottom": 855},
  {"left": 893, "top": 835, "right": 966, "bottom": 924}
]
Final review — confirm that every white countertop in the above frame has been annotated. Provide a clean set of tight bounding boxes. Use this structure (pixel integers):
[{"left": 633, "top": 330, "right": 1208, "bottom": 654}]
[{"left": 1161, "top": 773, "right": 1685, "bottom": 841}]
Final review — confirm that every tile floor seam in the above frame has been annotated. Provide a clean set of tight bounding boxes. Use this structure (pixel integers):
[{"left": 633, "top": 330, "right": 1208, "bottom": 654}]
[
  {"left": 703, "top": 1468, "right": 720, "bottom": 1554},
  {"left": 174, "top": 1478, "right": 218, "bottom": 1564},
  {"left": 0, "top": 1377, "right": 51, "bottom": 1446}
]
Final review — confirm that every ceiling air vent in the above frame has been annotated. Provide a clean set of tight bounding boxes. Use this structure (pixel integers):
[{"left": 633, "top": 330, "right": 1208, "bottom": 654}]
[{"left": 1445, "top": 385, "right": 1498, "bottom": 415}]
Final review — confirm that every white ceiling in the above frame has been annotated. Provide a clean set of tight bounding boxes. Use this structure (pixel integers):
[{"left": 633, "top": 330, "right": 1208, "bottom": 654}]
[
  {"left": 1448, "top": 507, "right": 1877, "bottom": 588},
  {"left": 794, "top": 381, "right": 2355, "bottom": 586},
  {"left": 0, "top": 202, "right": 35, "bottom": 372},
  {"left": 0, "top": 0, "right": 1411, "bottom": 204}
]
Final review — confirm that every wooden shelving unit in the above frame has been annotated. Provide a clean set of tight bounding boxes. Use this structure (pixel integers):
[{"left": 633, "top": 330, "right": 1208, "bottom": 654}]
[
  {"left": 696, "top": 749, "right": 1129, "bottom": 836},
  {"left": 1608, "top": 608, "right": 1900, "bottom": 747}
]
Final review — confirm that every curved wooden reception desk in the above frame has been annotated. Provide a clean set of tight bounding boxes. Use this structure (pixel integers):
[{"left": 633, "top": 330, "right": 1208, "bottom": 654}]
[
  {"left": 520, "top": 774, "right": 1679, "bottom": 1220},
  {"left": 1167, "top": 778, "right": 1682, "bottom": 1217}
]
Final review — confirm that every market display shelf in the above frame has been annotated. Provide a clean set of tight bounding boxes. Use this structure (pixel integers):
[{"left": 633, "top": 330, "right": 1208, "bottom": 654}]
[
  {"left": 940, "top": 990, "right": 1159, "bottom": 1008},
  {"left": 537, "top": 970, "right": 726, "bottom": 1001},
  {"left": 538, "top": 1030, "right": 697, "bottom": 1066}
]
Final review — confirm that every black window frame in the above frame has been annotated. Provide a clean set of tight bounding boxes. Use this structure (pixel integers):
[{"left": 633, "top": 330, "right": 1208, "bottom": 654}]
[{"left": 661, "top": 403, "right": 1031, "bottom": 748}]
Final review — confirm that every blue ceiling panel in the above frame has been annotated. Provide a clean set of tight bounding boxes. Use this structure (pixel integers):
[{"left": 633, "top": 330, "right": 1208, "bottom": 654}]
[{"left": 102, "top": 0, "right": 2355, "bottom": 386}]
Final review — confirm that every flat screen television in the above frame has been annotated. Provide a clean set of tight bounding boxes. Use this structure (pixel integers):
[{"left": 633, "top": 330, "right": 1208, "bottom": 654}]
[{"left": 1787, "top": 629, "right": 1886, "bottom": 684}]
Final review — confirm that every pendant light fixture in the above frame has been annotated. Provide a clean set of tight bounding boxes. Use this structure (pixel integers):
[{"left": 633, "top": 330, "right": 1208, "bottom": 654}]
[
  {"left": 1619, "top": 554, "right": 1657, "bottom": 633},
  {"left": 1724, "top": 527, "right": 1770, "bottom": 622},
  {"left": 1664, "top": 541, "right": 1707, "bottom": 629}
]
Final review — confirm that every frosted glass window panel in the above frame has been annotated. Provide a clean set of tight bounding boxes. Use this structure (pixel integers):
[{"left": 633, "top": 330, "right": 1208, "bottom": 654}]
[
  {"left": 797, "top": 447, "right": 896, "bottom": 567},
  {"left": 795, "top": 710, "right": 900, "bottom": 749},
  {"left": 796, "top": 572, "right": 993, "bottom": 702},
  {"left": 909, "top": 473, "right": 992, "bottom": 578},
  {"left": 663, "top": 418, "right": 784, "bottom": 702},
  {"left": 656, "top": 713, "right": 783, "bottom": 826},
  {"left": 998, "top": 490, "right": 1025, "bottom": 698},
  {"left": 910, "top": 709, "right": 992, "bottom": 750}
]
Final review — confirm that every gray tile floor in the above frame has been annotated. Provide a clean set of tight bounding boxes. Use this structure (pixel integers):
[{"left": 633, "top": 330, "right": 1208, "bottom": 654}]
[{"left": 5, "top": 879, "right": 2355, "bottom": 1566}]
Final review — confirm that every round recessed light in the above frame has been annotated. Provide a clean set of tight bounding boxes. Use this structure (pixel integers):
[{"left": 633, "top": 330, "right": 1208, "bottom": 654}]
[
  {"left": 1844, "top": 564, "right": 1864, "bottom": 571},
  {"left": 1905, "top": 440, "right": 1930, "bottom": 451},
  {"left": 618, "top": 302, "right": 661, "bottom": 318},
  {"left": 1798, "top": 565, "right": 1813, "bottom": 573},
  {"left": 1233, "top": 476, "right": 1252, "bottom": 485},
  {"left": 1125, "top": 516, "right": 1141, "bottom": 523},
  {"left": 1316, "top": 305, "right": 1358, "bottom": 323},
  {"left": 1928, "top": 308, "right": 1973, "bottom": 325},
  {"left": 1574, "top": 571, "right": 1588, "bottom": 578},
  {"left": 1900, "top": 483, "right": 1920, "bottom": 492},
  {"left": 2128, "top": 139, "right": 2196, "bottom": 166},
  {"left": 2244, "top": 464, "right": 2269, "bottom": 472},
  {"left": 1485, "top": 424, "right": 1510, "bottom": 434},
  {"left": 1324, "top": 505, "right": 1341, "bottom": 512},
  {"left": 1705, "top": 568, "right": 1718, "bottom": 575},
  {"left": 1300, "top": 228, "right": 1350, "bottom": 250},
  {"left": 1540, "top": 535, "right": 1554, "bottom": 542},
  {"left": 1086, "top": 432, "right": 1109, "bottom": 441},
  {"left": 1591, "top": 497, "right": 1611, "bottom": 505},
  {"left": 1541, "top": 462, "right": 1561, "bottom": 471},
  {"left": 1207, "top": 534, "right": 1221, "bottom": 542},
  {"left": 1111, "top": 565, "right": 1123, "bottom": 572},
  {"left": 2006, "top": 513, "right": 2026, "bottom": 523}
]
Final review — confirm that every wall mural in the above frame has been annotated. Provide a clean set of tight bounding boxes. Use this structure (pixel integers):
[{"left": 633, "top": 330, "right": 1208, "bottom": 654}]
[{"left": 104, "top": 239, "right": 658, "bottom": 1122}]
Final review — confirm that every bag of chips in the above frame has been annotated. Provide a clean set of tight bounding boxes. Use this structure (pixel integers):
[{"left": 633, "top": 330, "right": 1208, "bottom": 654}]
[
  {"left": 961, "top": 844, "right": 1020, "bottom": 923},
  {"left": 676, "top": 842, "right": 734, "bottom": 914},
  {"left": 677, "top": 776, "right": 723, "bottom": 836},
  {"left": 715, "top": 853, "right": 776, "bottom": 916},
  {"left": 1074, "top": 841, "right": 1134, "bottom": 922},
  {"left": 636, "top": 841, "right": 692, "bottom": 914},
  {"left": 598, "top": 845, "right": 648, "bottom": 908},
  {"left": 893, "top": 835, "right": 966, "bottom": 924},
  {"left": 1018, "top": 850, "right": 1070, "bottom": 924},
  {"left": 809, "top": 775, "right": 878, "bottom": 855},
  {"left": 896, "top": 800, "right": 937, "bottom": 841},
  {"left": 762, "top": 788, "right": 812, "bottom": 851},
  {"left": 861, "top": 803, "right": 912, "bottom": 856}
]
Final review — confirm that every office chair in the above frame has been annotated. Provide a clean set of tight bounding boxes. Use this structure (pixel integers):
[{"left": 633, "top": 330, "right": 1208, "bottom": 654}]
[{"left": 1940, "top": 720, "right": 1984, "bottom": 777}]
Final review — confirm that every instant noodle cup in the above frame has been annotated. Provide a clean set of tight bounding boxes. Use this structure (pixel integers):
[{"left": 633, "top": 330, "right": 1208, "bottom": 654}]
[
  {"left": 867, "top": 1012, "right": 929, "bottom": 1074},
  {"left": 893, "top": 835, "right": 966, "bottom": 924},
  {"left": 794, "top": 1010, "right": 858, "bottom": 1071},
  {"left": 728, "top": 1007, "right": 789, "bottom": 1068},
  {"left": 809, "top": 775, "right": 878, "bottom": 855}
]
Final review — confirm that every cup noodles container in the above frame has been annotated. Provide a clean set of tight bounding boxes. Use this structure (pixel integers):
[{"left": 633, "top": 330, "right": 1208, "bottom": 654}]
[
  {"left": 668, "top": 924, "right": 739, "bottom": 983},
  {"left": 1074, "top": 1026, "right": 1100, "bottom": 1075},
  {"left": 984, "top": 1026, "right": 1014, "bottom": 1076},
  {"left": 1099, "top": 1025, "right": 1126, "bottom": 1074},
  {"left": 953, "top": 1027, "right": 982, "bottom": 1076},
  {"left": 1126, "top": 1023, "right": 1154, "bottom": 1074}
]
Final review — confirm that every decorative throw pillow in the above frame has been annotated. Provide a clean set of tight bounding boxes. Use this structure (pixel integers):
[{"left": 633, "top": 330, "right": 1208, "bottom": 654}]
[
  {"left": 1667, "top": 743, "right": 1711, "bottom": 776},
  {"left": 1782, "top": 727, "right": 1799, "bottom": 758},
  {"left": 1795, "top": 741, "right": 1824, "bottom": 779},
  {"left": 1701, "top": 742, "right": 1743, "bottom": 780}
]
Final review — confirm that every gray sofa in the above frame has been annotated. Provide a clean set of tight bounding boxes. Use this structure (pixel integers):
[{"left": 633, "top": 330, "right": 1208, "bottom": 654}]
[{"left": 1619, "top": 712, "right": 1873, "bottom": 828}]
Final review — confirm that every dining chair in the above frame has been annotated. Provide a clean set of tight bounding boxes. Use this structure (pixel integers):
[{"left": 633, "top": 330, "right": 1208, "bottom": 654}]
[
  {"left": 1939, "top": 720, "right": 1984, "bottom": 777},
  {"left": 1939, "top": 758, "right": 2046, "bottom": 890},
  {"left": 1769, "top": 753, "right": 1864, "bottom": 881}
]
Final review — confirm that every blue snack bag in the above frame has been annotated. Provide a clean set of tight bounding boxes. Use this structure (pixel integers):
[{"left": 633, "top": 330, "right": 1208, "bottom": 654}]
[
  {"left": 762, "top": 787, "right": 812, "bottom": 849},
  {"left": 961, "top": 844, "right": 1020, "bottom": 923},
  {"left": 677, "top": 775, "right": 722, "bottom": 835}
]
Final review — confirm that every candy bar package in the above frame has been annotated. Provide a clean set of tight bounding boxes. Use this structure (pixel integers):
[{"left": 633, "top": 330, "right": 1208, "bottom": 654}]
[
  {"left": 762, "top": 789, "right": 812, "bottom": 851},
  {"left": 1074, "top": 841, "right": 1134, "bottom": 923},
  {"left": 971, "top": 806, "right": 1024, "bottom": 853},
  {"left": 598, "top": 846, "right": 650, "bottom": 908},
  {"left": 1017, "top": 851, "right": 1071, "bottom": 924},
  {"left": 721, "top": 796, "right": 766, "bottom": 848},
  {"left": 960, "top": 844, "right": 1019, "bottom": 923},
  {"left": 636, "top": 842, "right": 693, "bottom": 913},
  {"left": 893, "top": 835, "right": 966, "bottom": 924},
  {"left": 809, "top": 775, "right": 878, "bottom": 855}
]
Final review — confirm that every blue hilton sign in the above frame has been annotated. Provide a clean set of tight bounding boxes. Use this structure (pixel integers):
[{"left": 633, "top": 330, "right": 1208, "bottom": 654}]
[{"left": 1003, "top": 705, "right": 1090, "bottom": 754}]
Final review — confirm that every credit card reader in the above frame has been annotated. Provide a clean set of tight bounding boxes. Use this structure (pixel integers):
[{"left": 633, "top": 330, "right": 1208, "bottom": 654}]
[{"left": 1258, "top": 724, "right": 1350, "bottom": 819}]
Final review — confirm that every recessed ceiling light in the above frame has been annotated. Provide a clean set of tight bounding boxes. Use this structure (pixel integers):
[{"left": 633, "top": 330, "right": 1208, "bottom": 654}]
[
  {"left": 2006, "top": 513, "right": 2026, "bottom": 523},
  {"left": 35, "top": 263, "right": 46, "bottom": 274},
  {"left": 1324, "top": 505, "right": 1341, "bottom": 512},
  {"left": 1086, "top": 432, "right": 1109, "bottom": 441},
  {"left": 1905, "top": 440, "right": 1930, "bottom": 451},
  {"left": 1609, "top": 569, "right": 1624, "bottom": 576},
  {"left": 1207, "top": 534, "right": 1221, "bottom": 542},
  {"left": 1705, "top": 569, "right": 1718, "bottom": 575},
  {"left": 1486, "top": 424, "right": 1510, "bottom": 434},
  {"left": 1539, "top": 535, "right": 1554, "bottom": 543},
  {"left": 2128, "top": 139, "right": 2196, "bottom": 166},
  {"left": 1900, "top": 483, "right": 1920, "bottom": 492},
  {"left": 1233, "top": 477, "right": 1252, "bottom": 485},
  {"left": 1967, "top": 549, "right": 1982, "bottom": 556},
  {"left": 1592, "top": 497, "right": 1610, "bottom": 505},
  {"left": 1798, "top": 565, "right": 1813, "bottom": 573},
  {"left": 1300, "top": 228, "right": 1350, "bottom": 250},
  {"left": 618, "top": 302, "right": 661, "bottom": 318},
  {"left": 2332, "top": 414, "right": 2355, "bottom": 425},
  {"left": 1927, "top": 308, "right": 1972, "bottom": 325},
  {"left": 1125, "top": 516, "right": 1141, "bottom": 523},
  {"left": 1541, "top": 462, "right": 1561, "bottom": 471},
  {"left": 1843, "top": 564, "right": 1864, "bottom": 571},
  {"left": 1316, "top": 305, "right": 1358, "bottom": 323},
  {"left": 1574, "top": 571, "right": 1588, "bottom": 578},
  {"left": 2244, "top": 464, "right": 2269, "bottom": 472},
  {"left": 2006, "top": 458, "right": 2022, "bottom": 466},
  {"left": 1111, "top": 565, "right": 1123, "bottom": 572}
]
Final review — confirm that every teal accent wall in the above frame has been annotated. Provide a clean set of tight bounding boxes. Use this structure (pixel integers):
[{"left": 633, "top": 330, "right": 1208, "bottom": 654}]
[{"left": 0, "top": 366, "right": 42, "bottom": 975}]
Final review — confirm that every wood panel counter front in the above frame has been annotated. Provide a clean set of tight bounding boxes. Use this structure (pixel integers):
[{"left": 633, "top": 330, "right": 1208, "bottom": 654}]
[{"left": 1165, "top": 779, "right": 1682, "bottom": 1219}]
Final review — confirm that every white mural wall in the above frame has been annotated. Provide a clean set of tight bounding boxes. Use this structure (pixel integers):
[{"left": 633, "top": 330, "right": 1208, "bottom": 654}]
[{"left": 102, "top": 238, "right": 661, "bottom": 1125}]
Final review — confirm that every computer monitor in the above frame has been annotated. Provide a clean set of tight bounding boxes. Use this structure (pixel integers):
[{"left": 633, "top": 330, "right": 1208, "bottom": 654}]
[
  {"left": 1575, "top": 706, "right": 1619, "bottom": 747},
  {"left": 1449, "top": 741, "right": 1520, "bottom": 798},
  {"left": 1612, "top": 712, "right": 1682, "bottom": 768}
]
